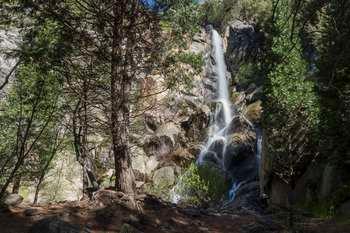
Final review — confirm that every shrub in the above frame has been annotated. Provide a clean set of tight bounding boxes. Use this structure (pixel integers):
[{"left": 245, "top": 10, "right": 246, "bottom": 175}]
[{"left": 171, "top": 163, "right": 229, "bottom": 206}]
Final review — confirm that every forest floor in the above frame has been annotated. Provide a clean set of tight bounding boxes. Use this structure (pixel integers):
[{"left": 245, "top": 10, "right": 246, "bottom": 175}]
[{"left": 0, "top": 190, "right": 349, "bottom": 233}]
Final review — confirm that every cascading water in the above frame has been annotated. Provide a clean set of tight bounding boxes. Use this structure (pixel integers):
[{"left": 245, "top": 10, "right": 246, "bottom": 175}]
[
  {"left": 171, "top": 29, "right": 239, "bottom": 203},
  {"left": 197, "top": 29, "right": 233, "bottom": 168}
]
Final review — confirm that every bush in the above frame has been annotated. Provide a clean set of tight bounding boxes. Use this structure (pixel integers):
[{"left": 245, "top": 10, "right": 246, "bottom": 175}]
[
  {"left": 176, "top": 52, "right": 204, "bottom": 73},
  {"left": 171, "top": 163, "right": 229, "bottom": 206}
]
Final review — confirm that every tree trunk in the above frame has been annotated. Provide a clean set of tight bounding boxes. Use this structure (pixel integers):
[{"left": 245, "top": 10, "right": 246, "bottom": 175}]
[
  {"left": 33, "top": 176, "right": 43, "bottom": 204},
  {"left": 110, "top": 1, "right": 136, "bottom": 196},
  {"left": 12, "top": 175, "right": 21, "bottom": 194}
]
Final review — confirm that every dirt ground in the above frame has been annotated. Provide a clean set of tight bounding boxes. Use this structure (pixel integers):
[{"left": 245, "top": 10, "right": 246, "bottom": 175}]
[{"left": 0, "top": 192, "right": 349, "bottom": 233}]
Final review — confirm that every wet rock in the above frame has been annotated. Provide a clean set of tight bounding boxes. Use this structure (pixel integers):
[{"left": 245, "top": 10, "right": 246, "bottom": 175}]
[
  {"left": 224, "top": 131, "right": 255, "bottom": 168},
  {"left": 29, "top": 217, "right": 90, "bottom": 233},
  {"left": 4, "top": 194, "right": 23, "bottom": 207},
  {"left": 180, "top": 106, "right": 210, "bottom": 142},
  {"left": 226, "top": 116, "right": 248, "bottom": 135},
  {"left": 153, "top": 166, "right": 175, "bottom": 188},
  {"left": 246, "top": 86, "right": 263, "bottom": 104},
  {"left": 207, "top": 137, "right": 226, "bottom": 160}
]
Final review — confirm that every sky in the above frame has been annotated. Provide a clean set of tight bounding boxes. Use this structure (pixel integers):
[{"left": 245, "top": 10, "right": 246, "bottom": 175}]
[{"left": 141, "top": 0, "right": 158, "bottom": 9}]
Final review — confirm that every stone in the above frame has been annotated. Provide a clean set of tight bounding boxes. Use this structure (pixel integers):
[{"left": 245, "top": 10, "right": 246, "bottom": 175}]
[
  {"left": 29, "top": 217, "right": 90, "bottom": 233},
  {"left": 145, "top": 156, "right": 159, "bottom": 175},
  {"left": 144, "top": 113, "right": 161, "bottom": 132},
  {"left": 244, "top": 101, "right": 262, "bottom": 124},
  {"left": 246, "top": 86, "right": 263, "bottom": 104},
  {"left": 131, "top": 147, "right": 148, "bottom": 175},
  {"left": 152, "top": 166, "right": 175, "bottom": 188},
  {"left": 155, "top": 122, "right": 181, "bottom": 146},
  {"left": 120, "top": 223, "right": 143, "bottom": 233},
  {"left": 4, "top": 194, "right": 23, "bottom": 207},
  {"left": 143, "top": 122, "right": 182, "bottom": 160},
  {"left": 93, "top": 189, "right": 124, "bottom": 207},
  {"left": 225, "top": 20, "right": 264, "bottom": 74},
  {"left": 171, "top": 148, "right": 195, "bottom": 165}
]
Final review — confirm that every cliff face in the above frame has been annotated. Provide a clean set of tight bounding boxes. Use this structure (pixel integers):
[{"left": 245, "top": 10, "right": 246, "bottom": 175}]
[{"left": 0, "top": 29, "right": 19, "bottom": 98}]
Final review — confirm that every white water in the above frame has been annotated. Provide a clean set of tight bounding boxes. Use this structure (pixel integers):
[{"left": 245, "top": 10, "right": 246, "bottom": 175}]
[{"left": 197, "top": 29, "right": 233, "bottom": 168}]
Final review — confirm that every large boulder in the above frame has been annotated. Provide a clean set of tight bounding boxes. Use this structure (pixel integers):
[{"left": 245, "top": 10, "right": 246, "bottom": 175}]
[
  {"left": 29, "top": 217, "right": 90, "bottom": 233},
  {"left": 131, "top": 147, "right": 159, "bottom": 180},
  {"left": 3, "top": 194, "right": 23, "bottom": 207},
  {"left": 152, "top": 166, "right": 176, "bottom": 188},
  {"left": 143, "top": 122, "right": 182, "bottom": 159}
]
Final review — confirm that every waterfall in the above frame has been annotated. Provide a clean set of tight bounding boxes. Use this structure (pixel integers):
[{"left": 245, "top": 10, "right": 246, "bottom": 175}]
[
  {"left": 197, "top": 29, "right": 233, "bottom": 168},
  {"left": 256, "top": 127, "right": 262, "bottom": 164},
  {"left": 171, "top": 29, "right": 237, "bottom": 203}
]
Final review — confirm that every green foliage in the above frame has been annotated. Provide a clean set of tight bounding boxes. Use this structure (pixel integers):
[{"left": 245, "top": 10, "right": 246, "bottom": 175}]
[
  {"left": 172, "top": 163, "right": 229, "bottom": 206},
  {"left": 263, "top": 0, "right": 320, "bottom": 183},
  {"left": 176, "top": 52, "right": 204, "bottom": 72},
  {"left": 200, "top": 0, "right": 272, "bottom": 29},
  {"left": 312, "top": 1, "right": 350, "bottom": 162},
  {"left": 21, "top": 19, "right": 70, "bottom": 68},
  {"left": 0, "top": 62, "right": 63, "bottom": 190},
  {"left": 160, "top": 0, "right": 204, "bottom": 45},
  {"left": 235, "top": 62, "right": 264, "bottom": 88},
  {"left": 201, "top": 0, "right": 225, "bottom": 27},
  {"left": 267, "top": 38, "right": 319, "bottom": 127}
]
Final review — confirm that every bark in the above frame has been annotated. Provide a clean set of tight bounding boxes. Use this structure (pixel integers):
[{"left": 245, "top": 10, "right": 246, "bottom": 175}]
[
  {"left": 110, "top": 0, "right": 136, "bottom": 196},
  {"left": 72, "top": 83, "right": 99, "bottom": 199},
  {"left": 12, "top": 175, "right": 21, "bottom": 194}
]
